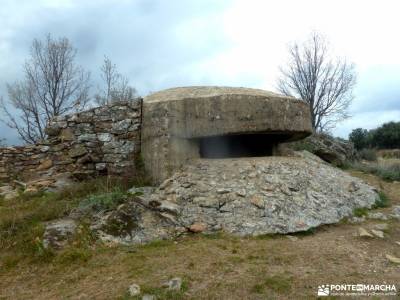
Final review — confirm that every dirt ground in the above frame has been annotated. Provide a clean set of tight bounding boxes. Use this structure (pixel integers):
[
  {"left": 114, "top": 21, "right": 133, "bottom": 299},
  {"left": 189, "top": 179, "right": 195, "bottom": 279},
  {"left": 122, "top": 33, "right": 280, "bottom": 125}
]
[{"left": 0, "top": 171, "right": 399, "bottom": 300}]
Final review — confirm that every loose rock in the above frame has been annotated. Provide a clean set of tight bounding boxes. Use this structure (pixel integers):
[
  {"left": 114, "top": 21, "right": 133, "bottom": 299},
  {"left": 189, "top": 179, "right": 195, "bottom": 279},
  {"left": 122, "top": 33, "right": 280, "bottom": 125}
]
[
  {"left": 128, "top": 284, "right": 141, "bottom": 296},
  {"left": 189, "top": 223, "right": 207, "bottom": 233},
  {"left": 2, "top": 189, "right": 18, "bottom": 201},
  {"left": 163, "top": 277, "right": 182, "bottom": 291},
  {"left": 386, "top": 254, "right": 400, "bottom": 264},
  {"left": 371, "top": 229, "right": 384, "bottom": 238},
  {"left": 349, "top": 216, "right": 365, "bottom": 224},
  {"left": 286, "top": 235, "right": 299, "bottom": 242},
  {"left": 358, "top": 227, "right": 373, "bottom": 238},
  {"left": 367, "top": 212, "right": 388, "bottom": 221},
  {"left": 373, "top": 223, "right": 388, "bottom": 231},
  {"left": 391, "top": 206, "right": 400, "bottom": 219},
  {"left": 43, "top": 219, "right": 77, "bottom": 249}
]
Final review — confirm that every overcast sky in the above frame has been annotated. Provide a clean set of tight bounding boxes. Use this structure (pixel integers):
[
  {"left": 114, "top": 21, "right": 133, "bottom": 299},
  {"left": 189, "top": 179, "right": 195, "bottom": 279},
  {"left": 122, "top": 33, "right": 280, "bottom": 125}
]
[{"left": 1, "top": 0, "right": 399, "bottom": 145}]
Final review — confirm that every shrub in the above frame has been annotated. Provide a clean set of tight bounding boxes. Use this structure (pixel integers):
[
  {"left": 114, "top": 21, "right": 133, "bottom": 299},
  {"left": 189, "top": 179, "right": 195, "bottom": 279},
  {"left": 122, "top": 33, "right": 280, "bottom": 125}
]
[
  {"left": 349, "top": 161, "right": 400, "bottom": 182},
  {"left": 373, "top": 192, "right": 390, "bottom": 209},
  {"left": 353, "top": 207, "right": 368, "bottom": 217},
  {"left": 78, "top": 190, "right": 127, "bottom": 213},
  {"left": 349, "top": 128, "right": 370, "bottom": 150},
  {"left": 358, "top": 148, "right": 377, "bottom": 161},
  {"left": 377, "top": 163, "right": 400, "bottom": 181}
]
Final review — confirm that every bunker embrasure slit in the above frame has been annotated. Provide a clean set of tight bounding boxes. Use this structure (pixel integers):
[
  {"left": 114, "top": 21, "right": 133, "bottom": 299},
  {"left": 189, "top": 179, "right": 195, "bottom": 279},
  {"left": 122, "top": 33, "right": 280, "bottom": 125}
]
[{"left": 199, "top": 133, "right": 291, "bottom": 158}]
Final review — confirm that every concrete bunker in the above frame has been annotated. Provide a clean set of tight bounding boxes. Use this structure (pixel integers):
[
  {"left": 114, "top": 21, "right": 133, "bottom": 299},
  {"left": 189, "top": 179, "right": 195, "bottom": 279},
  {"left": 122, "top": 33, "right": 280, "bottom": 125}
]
[{"left": 141, "top": 86, "right": 313, "bottom": 183}]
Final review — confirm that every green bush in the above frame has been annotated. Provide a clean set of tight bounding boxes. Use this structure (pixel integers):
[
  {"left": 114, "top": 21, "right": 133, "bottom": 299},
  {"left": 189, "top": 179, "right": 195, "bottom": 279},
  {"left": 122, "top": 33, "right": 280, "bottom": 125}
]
[
  {"left": 373, "top": 192, "right": 390, "bottom": 209},
  {"left": 358, "top": 149, "right": 377, "bottom": 161},
  {"left": 377, "top": 163, "right": 400, "bottom": 181},
  {"left": 353, "top": 207, "right": 369, "bottom": 217},
  {"left": 349, "top": 128, "right": 370, "bottom": 150},
  {"left": 78, "top": 190, "right": 127, "bottom": 212}
]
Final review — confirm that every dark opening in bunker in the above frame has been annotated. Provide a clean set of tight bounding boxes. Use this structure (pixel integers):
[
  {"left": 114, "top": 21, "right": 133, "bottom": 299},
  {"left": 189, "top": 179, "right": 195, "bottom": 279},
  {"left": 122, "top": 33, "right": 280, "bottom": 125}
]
[{"left": 199, "top": 133, "right": 291, "bottom": 158}]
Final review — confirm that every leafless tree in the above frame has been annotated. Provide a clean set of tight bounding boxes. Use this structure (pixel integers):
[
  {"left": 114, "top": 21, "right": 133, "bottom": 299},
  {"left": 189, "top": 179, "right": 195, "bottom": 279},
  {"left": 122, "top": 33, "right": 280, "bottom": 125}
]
[
  {"left": 0, "top": 34, "right": 90, "bottom": 144},
  {"left": 95, "top": 56, "right": 137, "bottom": 105},
  {"left": 277, "top": 32, "right": 356, "bottom": 132}
]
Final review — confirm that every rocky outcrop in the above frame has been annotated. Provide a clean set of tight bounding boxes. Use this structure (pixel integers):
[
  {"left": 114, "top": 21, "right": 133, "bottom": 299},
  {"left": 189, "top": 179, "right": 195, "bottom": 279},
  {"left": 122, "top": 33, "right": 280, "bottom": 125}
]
[
  {"left": 43, "top": 218, "right": 77, "bottom": 249},
  {"left": 94, "top": 152, "right": 379, "bottom": 243},
  {"left": 91, "top": 199, "right": 179, "bottom": 245},
  {"left": 287, "top": 134, "right": 356, "bottom": 166}
]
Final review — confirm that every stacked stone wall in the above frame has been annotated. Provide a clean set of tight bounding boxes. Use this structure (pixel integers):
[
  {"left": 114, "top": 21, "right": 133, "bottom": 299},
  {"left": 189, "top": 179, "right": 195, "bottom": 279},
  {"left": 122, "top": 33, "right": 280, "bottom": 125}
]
[
  {"left": 0, "top": 145, "right": 52, "bottom": 183},
  {"left": 0, "top": 100, "right": 142, "bottom": 184}
]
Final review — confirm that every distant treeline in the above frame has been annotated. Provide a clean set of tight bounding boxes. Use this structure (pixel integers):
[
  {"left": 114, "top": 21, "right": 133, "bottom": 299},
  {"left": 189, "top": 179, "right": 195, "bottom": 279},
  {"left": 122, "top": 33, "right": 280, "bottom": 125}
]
[{"left": 349, "top": 121, "right": 400, "bottom": 150}]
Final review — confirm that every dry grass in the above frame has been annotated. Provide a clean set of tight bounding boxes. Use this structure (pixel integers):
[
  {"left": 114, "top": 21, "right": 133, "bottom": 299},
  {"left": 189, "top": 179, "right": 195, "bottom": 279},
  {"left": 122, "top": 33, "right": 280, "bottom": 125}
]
[
  {"left": 0, "top": 173, "right": 399, "bottom": 299},
  {"left": 345, "top": 157, "right": 400, "bottom": 182},
  {"left": 0, "top": 177, "right": 133, "bottom": 266},
  {"left": 377, "top": 149, "right": 400, "bottom": 159}
]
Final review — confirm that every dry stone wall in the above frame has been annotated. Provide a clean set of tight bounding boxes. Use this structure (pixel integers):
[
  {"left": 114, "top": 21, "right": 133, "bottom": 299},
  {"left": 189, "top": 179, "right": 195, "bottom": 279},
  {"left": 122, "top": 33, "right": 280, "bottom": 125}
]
[
  {"left": 0, "top": 144, "right": 53, "bottom": 183},
  {"left": 0, "top": 100, "right": 142, "bottom": 184}
]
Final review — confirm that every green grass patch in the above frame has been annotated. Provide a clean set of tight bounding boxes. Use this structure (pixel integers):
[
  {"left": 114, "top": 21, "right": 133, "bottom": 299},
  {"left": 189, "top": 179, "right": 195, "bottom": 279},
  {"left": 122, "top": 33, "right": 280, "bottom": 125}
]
[
  {"left": 353, "top": 207, "right": 369, "bottom": 217},
  {"left": 252, "top": 274, "right": 292, "bottom": 294},
  {"left": 0, "top": 177, "right": 136, "bottom": 268},
  {"left": 78, "top": 190, "right": 127, "bottom": 213},
  {"left": 56, "top": 248, "right": 92, "bottom": 265},
  {"left": 201, "top": 231, "right": 226, "bottom": 240},
  {"left": 140, "top": 239, "right": 174, "bottom": 250},
  {"left": 373, "top": 191, "right": 390, "bottom": 209},
  {"left": 351, "top": 191, "right": 389, "bottom": 217}
]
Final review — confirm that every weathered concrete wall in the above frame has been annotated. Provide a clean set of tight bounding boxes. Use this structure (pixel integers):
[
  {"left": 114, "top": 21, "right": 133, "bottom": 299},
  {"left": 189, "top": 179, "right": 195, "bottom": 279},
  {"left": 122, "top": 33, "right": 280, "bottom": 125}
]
[{"left": 0, "top": 100, "right": 142, "bottom": 184}]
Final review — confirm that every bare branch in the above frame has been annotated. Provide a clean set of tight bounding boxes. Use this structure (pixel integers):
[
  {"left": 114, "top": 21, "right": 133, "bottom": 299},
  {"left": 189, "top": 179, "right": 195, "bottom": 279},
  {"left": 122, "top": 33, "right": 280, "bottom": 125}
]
[
  {"left": 277, "top": 32, "right": 356, "bottom": 132},
  {"left": 95, "top": 56, "right": 138, "bottom": 105},
  {"left": 0, "top": 34, "right": 91, "bottom": 144}
]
